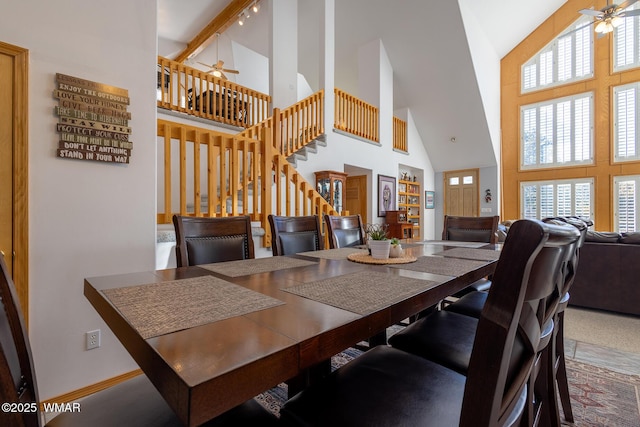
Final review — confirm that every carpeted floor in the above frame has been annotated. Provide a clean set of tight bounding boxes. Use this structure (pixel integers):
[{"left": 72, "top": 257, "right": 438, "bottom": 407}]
[{"left": 255, "top": 348, "right": 640, "bottom": 426}]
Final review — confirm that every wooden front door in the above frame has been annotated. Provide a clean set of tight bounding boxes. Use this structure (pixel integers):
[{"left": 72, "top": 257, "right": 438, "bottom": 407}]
[
  {"left": 444, "top": 169, "right": 479, "bottom": 217},
  {"left": 345, "top": 175, "right": 367, "bottom": 224},
  {"left": 0, "top": 41, "right": 29, "bottom": 323}
]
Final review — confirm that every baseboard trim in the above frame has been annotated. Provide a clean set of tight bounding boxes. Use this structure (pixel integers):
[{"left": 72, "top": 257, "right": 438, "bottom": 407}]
[{"left": 41, "top": 369, "right": 142, "bottom": 407}]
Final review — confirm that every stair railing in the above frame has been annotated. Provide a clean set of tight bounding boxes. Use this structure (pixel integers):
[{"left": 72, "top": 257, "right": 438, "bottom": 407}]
[
  {"left": 239, "top": 90, "right": 325, "bottom": 158},
  {"left": 334, "top": 88, "right": 379, "bottom": 142},
  {"left": 393, "top": 116, "right": 407, "bottom": 152},
  {"left": 157, "top": 119, "right": 337, "bottom": 247},
  {"left": 157, "top": 56, "right": 271, "bottom": 128}
]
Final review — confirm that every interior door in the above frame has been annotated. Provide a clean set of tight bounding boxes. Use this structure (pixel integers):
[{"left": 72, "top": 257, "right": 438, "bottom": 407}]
[
  {"left": 444, "top": 169, "right": 479, "bottom": 217},
  {"left": 0, "top": 41, "right": 29, "bottom": 323},
  {"left": 345, "top": 175, "right": 367, "bottom": 224}
]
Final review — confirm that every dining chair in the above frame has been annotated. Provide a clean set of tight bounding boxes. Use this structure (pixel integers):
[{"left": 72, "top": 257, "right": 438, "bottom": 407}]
[
  {"left": 280, "top": 219, "right": 555, "bottom": 426},
  {"left": 323, "top": 214, "right": 366, "bottom": 249},
  {"left": 540, "top": 216, "right": 591, "bottom": 424},
  {"left": 0, "top": 255, "right": 278, "bottom": 427},
  {"left": 440, "top": 215, "right": 500, "bottom": 300},
  {"left": 445, "top": 216, "right": 590, "bottom": 424},
  {"left": 389, "top": 219, "right": 581, "bottom": 427},
  {"left": 173, "top": 215, "right": 255, "bottom": 267},
  {"left": 442, "top": 215, "right": 500, "bottom": 244},
  {"left": 268, "top": 215, "right": 323, "bottom": 256}
]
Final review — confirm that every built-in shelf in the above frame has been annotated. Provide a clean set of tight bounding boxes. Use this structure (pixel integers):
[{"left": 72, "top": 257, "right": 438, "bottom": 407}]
[{"left": 398, "top": 179, "right": 420, "bottom": 239}]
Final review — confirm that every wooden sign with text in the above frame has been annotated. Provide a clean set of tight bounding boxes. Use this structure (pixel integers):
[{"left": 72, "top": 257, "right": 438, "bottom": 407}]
[{"left": 54, "top": 73, "right": 132, "bottom": 164}]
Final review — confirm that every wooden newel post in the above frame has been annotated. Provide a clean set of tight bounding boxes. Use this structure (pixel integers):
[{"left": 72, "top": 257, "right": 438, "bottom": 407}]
[
  {"left": 272, "top": 108, "right": 282, "bottom": 155},
  {"left": 261, "top": 127, "right": 273, "bottom": 248}
]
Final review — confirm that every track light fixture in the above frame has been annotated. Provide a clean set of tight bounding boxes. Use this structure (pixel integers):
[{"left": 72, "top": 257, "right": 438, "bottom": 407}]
[{"left": 239, "top": 1, "right": 260, "bottom": 26}]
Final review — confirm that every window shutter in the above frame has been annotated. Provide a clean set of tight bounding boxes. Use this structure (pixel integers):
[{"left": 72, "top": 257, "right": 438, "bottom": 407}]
[
  {"left": 614, "top": 8, "right": 640, "bottom": 71},
  {"left": 521, "top": 179, "right": 594, "bottom": 221},
  {"left": 520, "top": 93, "right": 593, "bottom": 169},
  {"left": 521, "top": 15, "right": 593, "bottom": 92},
  {"left": 615, "top": 178, "right": 637, "bottom": 232}
]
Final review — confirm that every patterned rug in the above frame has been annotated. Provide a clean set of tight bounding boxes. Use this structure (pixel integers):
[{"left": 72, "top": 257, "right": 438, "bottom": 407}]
[
  {"left": 255, "top": 349, "right": 640, "bottom": 426},
  {"left": 563, "top": 359, "right": 640, "bottom": 426}
]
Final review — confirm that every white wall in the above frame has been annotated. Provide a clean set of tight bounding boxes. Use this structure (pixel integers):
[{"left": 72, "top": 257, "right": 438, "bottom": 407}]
[{"left": 0, "top": 0, "right": 157, "bottom": 400}]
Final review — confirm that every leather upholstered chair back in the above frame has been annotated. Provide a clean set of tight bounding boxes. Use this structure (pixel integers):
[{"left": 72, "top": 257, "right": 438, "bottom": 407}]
[
  {"left": 461, "top": 219, "right": 579, "bottom": 426},
  {"left": 173, "top": 215, "right": 255, "bottom": 267},
  {"left": 268, "top": 215, "right": 323, "bottom": 256},
  {"left": 0, "top": 254, "right": 40, "bottom": 427},
  {"left": 442, "top": 215, "right": 499, "bottom": 244},
  {"left": 324, "top": 214, "right": 366, "bottom": 249}
]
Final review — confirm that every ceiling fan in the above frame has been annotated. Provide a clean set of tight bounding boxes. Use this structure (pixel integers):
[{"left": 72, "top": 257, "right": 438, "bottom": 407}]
[
  {"left": 197, "top": 33, "right": 239, "bottom": 80},
  {"left": 579, "top": 0, "right": 640, "bottom": 34}
]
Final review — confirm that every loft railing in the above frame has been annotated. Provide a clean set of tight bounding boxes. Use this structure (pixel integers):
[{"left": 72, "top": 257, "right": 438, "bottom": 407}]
[
  {"left": 393, "top": 116, "right": 407, "bottom": 152},
  {"left": 240, "top": 90, "right": 324, "bottom": 159},
  {"left": 334, "top": 88, "right": 379, "bottom": 142},
  {"left": 157, "top": 119, "right": 337, "bottom": 246},
  {"left": 157, "top": 56, "right": 271, "bottom": 128}
]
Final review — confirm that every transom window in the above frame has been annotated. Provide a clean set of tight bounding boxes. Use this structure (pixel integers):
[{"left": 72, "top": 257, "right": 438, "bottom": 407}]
[
  {"left": 614, "top": 175, "right": 640, "bottom": 232},
  {"left": 521, "top": 178, "right": 594, "bottom": 221},
  {"left": 614, "top": 3, "right": 640, "bottom": 72},
  {"left": 614, "top": 82, "right": 640, "bottom": 162},
  {"left": 522, "top": 15, "right": 593, "bottom": 93},
  {"left": 521, "top": 93, "right": 593, "bottom": 169}
]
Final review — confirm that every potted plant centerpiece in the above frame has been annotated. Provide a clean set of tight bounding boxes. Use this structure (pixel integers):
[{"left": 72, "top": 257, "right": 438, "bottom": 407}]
[
  {"left": 389, "top": 237, "right": 403, "bottom": 258},
  {"left": 366, "top": 223, "right": 391, "bottom": 259}
]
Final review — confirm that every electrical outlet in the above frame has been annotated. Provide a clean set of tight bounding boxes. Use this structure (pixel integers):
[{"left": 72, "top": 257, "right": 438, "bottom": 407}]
[{"left": 86, "top": 329, "right": 101, "bottom": 350}]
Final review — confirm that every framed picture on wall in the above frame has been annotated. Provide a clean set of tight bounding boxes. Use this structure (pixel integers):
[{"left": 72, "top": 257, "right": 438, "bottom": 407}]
[
  {"left": 378, "top": 174, "right": 396, "bottom": 217},
  {"left": 425, "top": 191, "right": 435, "bottom": 209}
]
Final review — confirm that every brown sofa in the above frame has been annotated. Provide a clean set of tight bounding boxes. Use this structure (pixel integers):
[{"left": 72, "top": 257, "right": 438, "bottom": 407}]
[{"left": 569, "top": 231, "right": 640, "bottom": 316}]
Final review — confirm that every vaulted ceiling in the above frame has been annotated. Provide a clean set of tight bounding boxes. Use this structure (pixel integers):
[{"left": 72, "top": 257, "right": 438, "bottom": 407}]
[{"left": 157, "top": 0, "right": 569, "bottom": 172}]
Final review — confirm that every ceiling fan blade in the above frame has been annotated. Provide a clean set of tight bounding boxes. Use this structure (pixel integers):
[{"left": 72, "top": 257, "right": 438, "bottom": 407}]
[
  {"left": 222, "top": 69, "right": 240, "bottom": 74},
  {"left": 219, "top": 71, "right": 228, "bottom": 80},
  {"left": 215, "top": 60, "right": 225, "bottom": 68},
  {"left": 579, "top": 8, "right": 604, "bottom": 16},
  {"left": 621, "top": 8, "right": 640, "bottom": 16},
  {"left": 197, "top": 61, "right": 213, "bottom": 68}
]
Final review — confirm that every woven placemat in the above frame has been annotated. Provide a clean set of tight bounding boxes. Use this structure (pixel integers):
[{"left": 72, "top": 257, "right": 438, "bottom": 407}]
[
  {"left": 433, "top": 247, "right": 500, "bottom": 261},
  {"left": 200, "top": 256, "right": 317, "bottom": 277},
  {"left": 389, "top": 255, "right": 487, "bottom": 277},
  {"left": 283, "top": 271, "right": 437, "bottom": 315},
  {"left": 102, "top": 276, "right": 284, "bottom": 339},
  {"left": 347, "top": 253, "right": 417, "bottom": 264},
  {"left": 298, "top": 248, "right": 368, "bottom": 260}
]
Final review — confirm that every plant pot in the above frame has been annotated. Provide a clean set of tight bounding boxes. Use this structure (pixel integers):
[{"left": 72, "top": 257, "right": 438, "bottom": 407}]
[
  {"left": 389, "top": 244, "right": 403, "bottom": 258},
  {"left": 369, "top": 240, "right": 391, "bottom": 259}
]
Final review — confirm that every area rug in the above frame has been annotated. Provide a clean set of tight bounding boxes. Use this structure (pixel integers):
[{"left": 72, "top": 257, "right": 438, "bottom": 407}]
[
  {"left": 255, "top": 349, "right": 640, "bottom": 426},
  {"left": 563, "top": 359, "right": 640, "bottom": 427}
]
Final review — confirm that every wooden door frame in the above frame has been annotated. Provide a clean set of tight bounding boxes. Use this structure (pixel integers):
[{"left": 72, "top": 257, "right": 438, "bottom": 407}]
[{"left": 0, "top": 41, "right": 29, "bottom": 325}]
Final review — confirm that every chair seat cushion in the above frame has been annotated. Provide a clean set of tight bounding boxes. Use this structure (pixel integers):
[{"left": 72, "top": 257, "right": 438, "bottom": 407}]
[
  {"left": 450, "top": 278, "right": 492, "bottom": 298},
  {"left": 281, "top": 345, "right": 466, "bottom": 427},
  {"left": 46, "top": 375, "right": 278, "bottom": 427},
  {"left": 445, "top": 290, "right": 488, "bottom": 318},
  {"left": 388, "top": 311, "right": 478, "bottom": 375}
]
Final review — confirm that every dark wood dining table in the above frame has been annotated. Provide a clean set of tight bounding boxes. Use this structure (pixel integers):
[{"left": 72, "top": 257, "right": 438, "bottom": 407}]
[{"left": 84, "top": 241, "right": 499, "bottom": 427}]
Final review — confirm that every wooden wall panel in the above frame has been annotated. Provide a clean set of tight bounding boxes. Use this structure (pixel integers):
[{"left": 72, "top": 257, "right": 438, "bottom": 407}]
[{"left": 501, "top": 0, "right": 640, "bottom": 230}]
